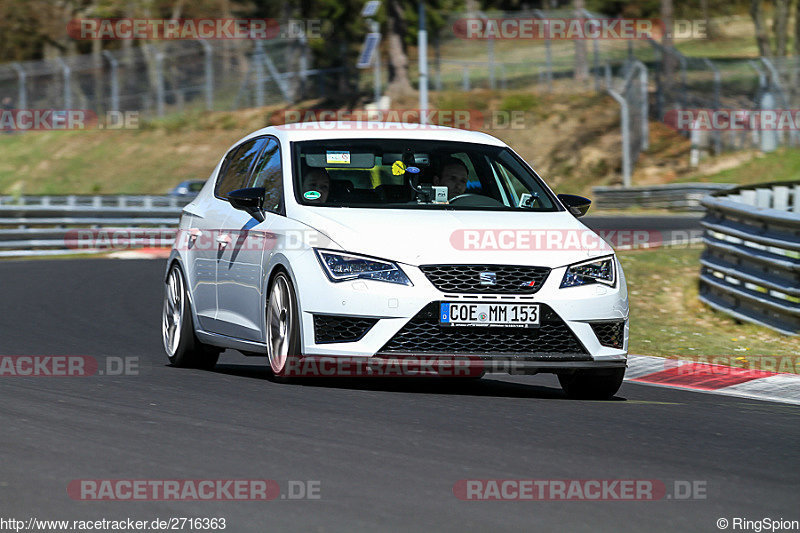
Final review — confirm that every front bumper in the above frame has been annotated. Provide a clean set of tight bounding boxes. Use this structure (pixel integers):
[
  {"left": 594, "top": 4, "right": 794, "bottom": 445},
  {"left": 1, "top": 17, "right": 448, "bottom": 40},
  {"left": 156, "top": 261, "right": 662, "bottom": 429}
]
[{"left": 290, "top": 250, "right": 629, "bottom": 369}]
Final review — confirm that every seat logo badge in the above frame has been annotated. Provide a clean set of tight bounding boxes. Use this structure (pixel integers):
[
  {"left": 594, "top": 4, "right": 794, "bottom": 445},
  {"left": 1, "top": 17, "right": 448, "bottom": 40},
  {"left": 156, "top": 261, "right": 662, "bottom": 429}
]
[{"left": 479, "top": 271, "right": 497, "bottom": 285}]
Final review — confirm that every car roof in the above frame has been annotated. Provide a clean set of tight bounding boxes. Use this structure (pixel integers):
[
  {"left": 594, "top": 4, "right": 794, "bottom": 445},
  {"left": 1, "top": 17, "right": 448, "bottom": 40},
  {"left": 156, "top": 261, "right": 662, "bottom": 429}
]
[{"left": 233, "top": 121, "right": 509, "bottom": 148}]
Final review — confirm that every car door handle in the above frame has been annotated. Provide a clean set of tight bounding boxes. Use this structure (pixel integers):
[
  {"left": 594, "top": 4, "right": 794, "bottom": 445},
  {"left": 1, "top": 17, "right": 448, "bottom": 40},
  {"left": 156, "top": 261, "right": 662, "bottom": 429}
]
[
  {"left": 188, "top": 228, "right": 201, "bottom": 242},
  {"left": 216, "top": 233, "right": 231, "bottom": 247}
]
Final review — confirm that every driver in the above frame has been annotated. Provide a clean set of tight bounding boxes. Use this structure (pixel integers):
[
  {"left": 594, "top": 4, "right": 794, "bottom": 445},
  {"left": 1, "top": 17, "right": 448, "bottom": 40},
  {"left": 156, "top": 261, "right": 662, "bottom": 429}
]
[
  {"left": 432, "top": 158, "right": 469, "bottom": 199},
  {"left": 302, "top": 168, "right": 330, "bottom": 204}
]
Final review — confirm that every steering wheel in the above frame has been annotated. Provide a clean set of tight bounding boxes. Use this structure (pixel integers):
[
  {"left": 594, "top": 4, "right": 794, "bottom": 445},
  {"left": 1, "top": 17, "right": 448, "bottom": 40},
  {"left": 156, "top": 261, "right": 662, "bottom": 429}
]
[{"left": 448, "top": 194, "right": 505, "bottom": 207}]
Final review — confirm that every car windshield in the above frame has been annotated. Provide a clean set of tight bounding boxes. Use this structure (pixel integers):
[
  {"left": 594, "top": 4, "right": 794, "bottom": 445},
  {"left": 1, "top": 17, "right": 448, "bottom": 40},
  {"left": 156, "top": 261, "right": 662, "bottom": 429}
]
[{"left": 292, "top": 139, "right": 560, "bottom": 211}]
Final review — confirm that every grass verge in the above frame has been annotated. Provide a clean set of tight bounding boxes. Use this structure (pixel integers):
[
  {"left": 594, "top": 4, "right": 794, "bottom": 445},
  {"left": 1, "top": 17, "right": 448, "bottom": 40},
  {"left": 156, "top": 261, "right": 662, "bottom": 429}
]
[
  {"left": 687, "top": 147, "right": 800, "bottom": 186},
  {"left": 619, "top": 246, "right": 798, "bottom": 359}
]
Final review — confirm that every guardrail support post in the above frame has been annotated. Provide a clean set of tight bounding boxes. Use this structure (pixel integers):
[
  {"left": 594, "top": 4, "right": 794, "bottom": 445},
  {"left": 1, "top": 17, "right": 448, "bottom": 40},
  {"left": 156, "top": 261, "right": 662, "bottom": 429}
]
[
  {"left": 792, "top": 185, "right": 800, "bottom": 213},
  {"left": 755, "top": 188, "right": 771, "bottom": 208},
  {"left": 773, "top": 186, "right": 789, "bottom": 210}
]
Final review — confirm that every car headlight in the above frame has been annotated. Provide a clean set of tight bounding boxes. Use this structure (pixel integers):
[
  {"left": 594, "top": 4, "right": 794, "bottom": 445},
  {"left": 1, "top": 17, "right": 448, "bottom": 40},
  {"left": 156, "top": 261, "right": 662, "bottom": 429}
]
[
  {"left": 560, "top": 256, "right": 616, "bottom": 288},
  {"left": 315, "top": 249, "right": 412, "bottom": 285}
]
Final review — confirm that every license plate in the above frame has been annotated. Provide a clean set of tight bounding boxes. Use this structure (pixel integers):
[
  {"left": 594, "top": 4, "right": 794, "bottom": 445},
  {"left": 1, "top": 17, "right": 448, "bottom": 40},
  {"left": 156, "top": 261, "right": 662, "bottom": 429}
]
[{"left": 439, "top": 302, "right": 540, "bottom": 328}]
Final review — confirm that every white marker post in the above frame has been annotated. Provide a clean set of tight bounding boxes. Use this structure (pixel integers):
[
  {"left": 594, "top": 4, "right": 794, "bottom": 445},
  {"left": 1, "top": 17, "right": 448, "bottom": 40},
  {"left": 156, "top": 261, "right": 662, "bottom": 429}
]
[{"left": 418, "top": 2, "right": 428, "bottom": 125}]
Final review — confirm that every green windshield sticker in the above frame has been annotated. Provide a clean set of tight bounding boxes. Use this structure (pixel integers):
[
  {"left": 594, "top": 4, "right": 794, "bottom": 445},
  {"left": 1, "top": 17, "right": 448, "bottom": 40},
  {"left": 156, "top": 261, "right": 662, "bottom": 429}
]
[{"left": 304, "top": 190, "right": 321, "bottom": 200}]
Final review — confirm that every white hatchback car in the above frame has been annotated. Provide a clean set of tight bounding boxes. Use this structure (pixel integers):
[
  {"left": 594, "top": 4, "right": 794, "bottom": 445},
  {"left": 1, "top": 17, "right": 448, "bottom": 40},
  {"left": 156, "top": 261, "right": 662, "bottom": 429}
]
[{"left": 162, "top": 122, "right": 628, "bottom": 399}]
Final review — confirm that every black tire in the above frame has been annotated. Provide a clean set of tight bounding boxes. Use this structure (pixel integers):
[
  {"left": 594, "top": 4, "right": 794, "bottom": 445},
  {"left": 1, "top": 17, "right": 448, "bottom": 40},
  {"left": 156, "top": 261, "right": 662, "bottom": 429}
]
[
  {"left": 266, "top": 272, "right": 301, "bottom": 381},
  {"left": 558, "top": 367, "right": 625, "bottom": 400},
  {"left": 162, "top": 264, "right": 220, "bottom": 370}
]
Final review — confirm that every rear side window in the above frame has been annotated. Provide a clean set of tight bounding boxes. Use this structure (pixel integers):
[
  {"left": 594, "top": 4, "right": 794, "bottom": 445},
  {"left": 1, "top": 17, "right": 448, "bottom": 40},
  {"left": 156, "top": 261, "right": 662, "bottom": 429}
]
[{"left": 216, "top": 139, "right": 263, "bottom": 199}]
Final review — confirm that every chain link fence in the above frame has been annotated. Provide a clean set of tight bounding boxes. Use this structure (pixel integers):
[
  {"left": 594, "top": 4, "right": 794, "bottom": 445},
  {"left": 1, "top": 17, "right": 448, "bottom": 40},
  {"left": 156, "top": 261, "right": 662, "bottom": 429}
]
[
  {"left": 3, "top": 9, "right": 800, "bottom": 184},
  {"left": 428, "top": 9, "right": 652, "bottom": 185},
  {"left": 428, "top": 8, "right": 800, "bottom": 181},
  {"left": 649, "top": 41, "right": 800, "bottom": 155},
  {"left": 432, "top": 9, "right": 642, "bottom": 94},
  {"left": 0, "top": 38, "right": 344, "bottom": 120}
]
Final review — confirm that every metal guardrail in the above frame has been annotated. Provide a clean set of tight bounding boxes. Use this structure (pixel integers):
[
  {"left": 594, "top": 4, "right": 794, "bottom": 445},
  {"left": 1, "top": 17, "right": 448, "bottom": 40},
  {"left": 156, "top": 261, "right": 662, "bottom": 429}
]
[
  {"left": 0, "top": 195, "right": 190, "bottom": 209},
  {"left": 699, "top": 182, "right": 800, "bottom": 335},
  {"left": 0, "top": 195, "right": 186, "bottom": 257},
  {"left": 592, "top": 183, "right": 736, "bottom": 211}
]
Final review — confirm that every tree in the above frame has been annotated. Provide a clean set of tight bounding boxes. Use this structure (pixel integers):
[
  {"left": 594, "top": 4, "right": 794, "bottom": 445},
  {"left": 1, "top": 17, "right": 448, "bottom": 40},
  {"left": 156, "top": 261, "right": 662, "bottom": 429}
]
[
  {"left": 774, "top": 0, "right": 789, "bottom": 57},
  {"left": 660, "top": 0, "right": 675, "bottom": 94},
  {"left": 385, "top": 0, "right": 414, "bottom": 96},
  {"left": 749, "top": 0, "right": 771, "bottom": 57},
  {"left": 795, "top": 1, "right": 800, "bottom": 57}
]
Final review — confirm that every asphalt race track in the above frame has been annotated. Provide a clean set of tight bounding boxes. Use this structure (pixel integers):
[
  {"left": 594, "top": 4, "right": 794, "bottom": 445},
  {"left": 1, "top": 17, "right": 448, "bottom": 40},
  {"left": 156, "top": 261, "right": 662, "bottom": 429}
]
[{"left": 2, "top": 227, "right": 798, "bottom": 532}]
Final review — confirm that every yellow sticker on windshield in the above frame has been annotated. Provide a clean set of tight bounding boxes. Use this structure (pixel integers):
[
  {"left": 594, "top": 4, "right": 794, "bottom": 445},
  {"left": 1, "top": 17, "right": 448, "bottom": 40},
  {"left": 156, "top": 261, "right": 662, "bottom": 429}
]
[{"left": 391, "top": 160, "right": 406, "bottom": 176}]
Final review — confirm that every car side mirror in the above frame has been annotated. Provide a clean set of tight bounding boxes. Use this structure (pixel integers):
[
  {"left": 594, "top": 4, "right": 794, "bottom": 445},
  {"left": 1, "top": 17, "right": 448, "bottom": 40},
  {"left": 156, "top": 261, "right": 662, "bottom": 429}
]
[
  {"left": 228, "top": 187, "right": 266, "bottom": 222},
  {"left": 557, "top": 194, "right": 591, "bottom": 218}
]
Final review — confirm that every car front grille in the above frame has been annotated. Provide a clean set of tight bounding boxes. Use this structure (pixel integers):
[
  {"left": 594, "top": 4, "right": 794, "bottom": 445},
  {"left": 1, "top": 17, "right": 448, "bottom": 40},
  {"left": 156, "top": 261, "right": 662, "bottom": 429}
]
[
  {"left": 590, "top": 320, "right": 625, "bottom": 349},
  {"left": 378, "top": 303, "right": 587, "bottom": 358},
  {"left": 419, "top": 264, "right": 551, "bottom": 294},
  {"left": 313, "top": 314, "right": 379, "bottom": 344}
]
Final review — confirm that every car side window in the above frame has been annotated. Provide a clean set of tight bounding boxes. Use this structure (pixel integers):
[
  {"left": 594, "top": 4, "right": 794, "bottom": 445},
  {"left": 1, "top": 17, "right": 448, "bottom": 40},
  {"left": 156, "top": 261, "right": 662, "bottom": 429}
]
[
  {"left": 249, "top": 138, "right": 283, "bottom": 212},
  {"left": 215, "top": 139, "right": 263, "bottom": 199}
]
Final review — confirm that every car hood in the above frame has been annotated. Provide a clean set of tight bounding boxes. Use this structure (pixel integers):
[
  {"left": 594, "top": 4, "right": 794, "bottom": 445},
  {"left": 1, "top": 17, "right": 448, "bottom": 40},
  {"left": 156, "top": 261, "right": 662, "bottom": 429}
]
[{"left": 289, "top": 208, "right": 613, "bottom": 268}]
